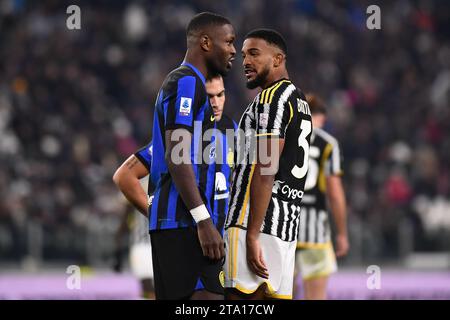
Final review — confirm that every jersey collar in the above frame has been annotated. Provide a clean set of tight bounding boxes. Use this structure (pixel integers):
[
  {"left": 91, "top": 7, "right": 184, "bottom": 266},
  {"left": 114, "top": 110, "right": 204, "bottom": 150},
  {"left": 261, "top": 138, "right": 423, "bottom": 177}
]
[
  {"left": 181, "top": 62, "right": 206, "bottom": 85},
  {"left": 263, "top": 77, "right": 290, "bottom": 89}
]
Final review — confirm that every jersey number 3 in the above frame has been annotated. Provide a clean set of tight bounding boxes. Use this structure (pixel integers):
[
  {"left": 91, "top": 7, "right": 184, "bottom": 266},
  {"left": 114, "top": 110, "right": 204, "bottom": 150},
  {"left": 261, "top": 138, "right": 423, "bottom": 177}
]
[{"left": 291, "top": 119, "right": 312, "bottom": 179}]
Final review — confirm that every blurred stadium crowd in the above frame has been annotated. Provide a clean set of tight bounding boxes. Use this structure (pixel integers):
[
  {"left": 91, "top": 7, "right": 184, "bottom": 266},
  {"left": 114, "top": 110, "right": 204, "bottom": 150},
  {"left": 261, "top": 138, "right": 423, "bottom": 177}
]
[{"left": 0, "top": 0, "right": 449, "bottom": 268}]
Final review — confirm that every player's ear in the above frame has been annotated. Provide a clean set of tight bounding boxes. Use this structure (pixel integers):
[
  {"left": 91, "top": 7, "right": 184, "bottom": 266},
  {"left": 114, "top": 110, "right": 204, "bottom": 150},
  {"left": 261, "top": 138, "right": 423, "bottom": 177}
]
[
  {"left": 200, "top": 34, "right": 211, "bottom": 52},
  {"left": 273, "top": 52, "right": 284, "bottom": 68}
]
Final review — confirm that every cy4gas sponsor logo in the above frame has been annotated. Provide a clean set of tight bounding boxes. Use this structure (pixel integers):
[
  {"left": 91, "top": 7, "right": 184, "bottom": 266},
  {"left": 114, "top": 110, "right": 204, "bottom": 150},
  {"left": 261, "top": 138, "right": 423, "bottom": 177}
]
[{"left": 272, "top": 180, "right": 304, "bottom": 200}]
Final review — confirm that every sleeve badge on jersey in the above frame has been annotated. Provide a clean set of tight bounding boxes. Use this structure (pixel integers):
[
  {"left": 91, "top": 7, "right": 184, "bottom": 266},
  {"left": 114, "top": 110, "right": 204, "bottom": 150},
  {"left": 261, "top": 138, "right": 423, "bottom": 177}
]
[
  {"left": 259, "top": 113, "right": 269, "bottom": 128},
  {"left": 179, "top": 97, "right": 192, "bottom": 116}
]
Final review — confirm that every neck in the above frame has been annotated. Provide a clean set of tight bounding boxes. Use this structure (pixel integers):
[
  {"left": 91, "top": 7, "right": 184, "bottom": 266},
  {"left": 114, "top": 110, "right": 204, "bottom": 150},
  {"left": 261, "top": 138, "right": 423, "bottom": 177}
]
[
  {"left": 261, "top": 68, "right": 289, "bottom": 89},
  {"left": 184, "top": 49, "right": 209, "bottom": 79}
]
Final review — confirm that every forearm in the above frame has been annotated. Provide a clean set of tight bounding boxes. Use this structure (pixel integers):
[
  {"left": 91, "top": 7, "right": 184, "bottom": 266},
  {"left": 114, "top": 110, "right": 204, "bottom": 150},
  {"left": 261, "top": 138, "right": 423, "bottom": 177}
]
[
  {"left": 167, "top": 162, "right": 204, "bottom": 209},
  {"left": 247, "top": 137, "right": 283, "bottom": 239},
  {"left": 116, "top": 177, "right": 148, "bottom": 216},
  {"left": 327, "top": 176, "right": 347, "bottom": 236},
  {"left": 113, "top": 155, "right": 150, "bottom": 217},
  {"left": 247, "top": 165, "right": 274, "bottom": 240},
  {"left": 165, "top": 129, "right": 206, "bottom": 211}
]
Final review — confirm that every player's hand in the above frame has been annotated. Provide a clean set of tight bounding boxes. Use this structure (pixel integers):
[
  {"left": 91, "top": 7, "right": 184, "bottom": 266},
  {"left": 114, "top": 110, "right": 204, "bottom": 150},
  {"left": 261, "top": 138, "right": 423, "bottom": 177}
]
[
  {"left": 197, "top": 218, "right": 225, "bottom": 261},
  {"left": 246, "top": 236, "right": 269, "bottom": 279},
  {"left": 335, "top": 233, "right": 349, "bottom": 257}
]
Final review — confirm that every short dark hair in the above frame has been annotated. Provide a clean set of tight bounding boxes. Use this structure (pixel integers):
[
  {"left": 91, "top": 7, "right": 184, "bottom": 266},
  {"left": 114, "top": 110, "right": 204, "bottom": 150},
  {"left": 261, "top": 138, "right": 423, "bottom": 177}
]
[
  {"left": 306, "top": 93, "right": 327, "bottom": 115},
  {"left": 244, "top": 28, "right": 287, "bottom": 55},
  {"left": 206, "top": 74, "right": 223, "bottom": 82},
  {"left": 186, "top": 12, "right": 231, "bottom": 37}
]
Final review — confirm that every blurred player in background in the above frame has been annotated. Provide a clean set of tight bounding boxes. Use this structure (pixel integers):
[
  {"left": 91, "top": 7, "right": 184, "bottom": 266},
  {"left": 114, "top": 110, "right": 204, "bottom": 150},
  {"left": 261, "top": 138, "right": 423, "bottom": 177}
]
[
  {"left": 205, "top": 75, "right": 238, "bottom": 234},
  {"left": 224, "top": 29, "right": 312, "bottom": 300},
  {"left": 113, "top": 143, "right": 155, "bottom": 299},
  {"left": 294, "top": 94, "right": 349, "bottom": 300}
]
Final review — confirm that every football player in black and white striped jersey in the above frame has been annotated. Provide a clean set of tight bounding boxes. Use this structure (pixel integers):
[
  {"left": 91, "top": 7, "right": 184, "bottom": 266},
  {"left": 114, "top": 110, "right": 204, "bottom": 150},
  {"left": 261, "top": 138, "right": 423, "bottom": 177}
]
[
  {"left": 224, "top": 29, "right": 312, "bottom": 300},
  {"left": 294, "top": 94, "right": 349, "bottom": 300}
]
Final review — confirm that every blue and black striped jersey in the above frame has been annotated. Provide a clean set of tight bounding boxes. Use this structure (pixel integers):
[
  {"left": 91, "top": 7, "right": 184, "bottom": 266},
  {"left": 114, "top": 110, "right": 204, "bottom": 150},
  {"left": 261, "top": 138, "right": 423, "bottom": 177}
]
[
  {"left": 136, "top": 113, "right": 237, "bottom": 234},
  {"left": 134, "top": 142, "right": 155, "bottom": 195},
  {"left": 135, "top": 143, "right": 152, "bottom": 170},
  {"left": 149, "top": 62, "right": 219, "bottom": 231},
  {"left": 212, "top": 115, "right": 238, "bottom": 235}
]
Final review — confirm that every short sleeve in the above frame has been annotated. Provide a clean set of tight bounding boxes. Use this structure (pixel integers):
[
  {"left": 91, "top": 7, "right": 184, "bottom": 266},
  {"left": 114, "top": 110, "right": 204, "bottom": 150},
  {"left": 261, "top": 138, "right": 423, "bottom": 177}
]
[
  {"left": 134, "top": 142, "right": 153, "bottom": 170},
  {"left": 255, "top": 82, "right": 296, "bottom": 139},
  {"left": 165, "top": 76, "right": 198, "bottom": 131},
  {"left": 325, "top": 141, "right": 344, "bottom": 176}
]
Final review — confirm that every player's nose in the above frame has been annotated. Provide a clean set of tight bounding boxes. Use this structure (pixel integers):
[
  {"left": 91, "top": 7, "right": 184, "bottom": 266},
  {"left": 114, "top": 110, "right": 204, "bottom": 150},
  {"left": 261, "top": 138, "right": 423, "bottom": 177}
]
[{"left": 230, "top": 44, "right": 236, "bottom": 56}]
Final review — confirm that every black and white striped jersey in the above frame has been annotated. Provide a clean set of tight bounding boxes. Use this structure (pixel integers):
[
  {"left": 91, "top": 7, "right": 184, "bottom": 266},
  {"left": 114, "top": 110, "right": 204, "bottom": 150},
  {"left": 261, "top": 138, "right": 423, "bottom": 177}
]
[
  {"left": 297, "top": 127, "right": 344, "bottom": 247},
  {"left": 225, "top": 79, "right": 312, "bottom": 242}
]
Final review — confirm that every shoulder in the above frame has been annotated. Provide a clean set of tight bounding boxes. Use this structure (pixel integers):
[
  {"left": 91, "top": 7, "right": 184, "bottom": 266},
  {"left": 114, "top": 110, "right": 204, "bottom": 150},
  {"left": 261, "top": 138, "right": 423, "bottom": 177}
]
[
  {"left": 165, "top": 65, "right": 195, "bottom": 81},
  {"left": 258, "top": 80, "right": 296, "bottom": 107},
  {"left": 135, "top": 142, "right": 152, "bottom": 155},
  {"left": 314, "top": 127, "right": 340, "bottom": 148},
  {"left": 134, "top": 142, "right": 153, "bottom": 169},
  {"left": 163, "top": 66, "right": 205, "bottom": 95}
]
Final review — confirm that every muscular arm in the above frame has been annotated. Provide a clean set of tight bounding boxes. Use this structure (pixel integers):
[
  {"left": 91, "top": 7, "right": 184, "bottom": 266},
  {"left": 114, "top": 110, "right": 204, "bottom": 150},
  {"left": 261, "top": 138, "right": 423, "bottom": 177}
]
[
  {"left": 165, "top": 129, "right": 204, "bottom": 209},
  {"left": 165, "top": 129, "right": 224, "bottom": 260},
  {"left": 113, "top": 155, "right": 149, "bottom": 217},
  {"left": 326, "top": 175, "right": 349, "bottom": 257},
  {"left": 247, "top": 138, "right": 285, "bottom": 278}
]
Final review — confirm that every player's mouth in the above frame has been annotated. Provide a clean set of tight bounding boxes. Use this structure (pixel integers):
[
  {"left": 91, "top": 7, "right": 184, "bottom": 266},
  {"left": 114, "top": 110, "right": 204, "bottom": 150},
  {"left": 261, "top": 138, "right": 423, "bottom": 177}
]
[{"left": 244, "top": 68, "right": 256, "bottom": 80}]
